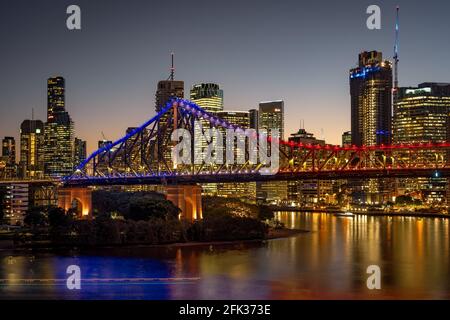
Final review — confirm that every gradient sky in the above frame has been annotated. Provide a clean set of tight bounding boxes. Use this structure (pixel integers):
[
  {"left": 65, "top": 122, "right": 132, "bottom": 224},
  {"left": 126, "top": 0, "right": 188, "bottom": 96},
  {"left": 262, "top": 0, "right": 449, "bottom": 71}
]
[{"left": 1, "top": 0, "right": 450, "bottom": 154}]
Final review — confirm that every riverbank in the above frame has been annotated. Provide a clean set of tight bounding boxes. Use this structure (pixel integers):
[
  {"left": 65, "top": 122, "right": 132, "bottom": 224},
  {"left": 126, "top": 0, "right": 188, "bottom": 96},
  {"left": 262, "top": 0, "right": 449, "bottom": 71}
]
[
  {"left": 0, "top": 227, "right": 307, "bottom": 252},
  {"left": 272, "top": 206, "right": 450, "bottom": 219},
  {"left": 356, "top": 211, "right": 450, "bottom": 218}
]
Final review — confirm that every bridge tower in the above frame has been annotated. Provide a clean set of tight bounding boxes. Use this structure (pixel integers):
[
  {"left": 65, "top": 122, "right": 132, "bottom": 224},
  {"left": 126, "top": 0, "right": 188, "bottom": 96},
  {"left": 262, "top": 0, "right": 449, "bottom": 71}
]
[
  {"left": 165, "top": 185, "right": 202, "bottom": 221},
  {"left": 58, "top": 187, "right": 92, "bottom": 219}
]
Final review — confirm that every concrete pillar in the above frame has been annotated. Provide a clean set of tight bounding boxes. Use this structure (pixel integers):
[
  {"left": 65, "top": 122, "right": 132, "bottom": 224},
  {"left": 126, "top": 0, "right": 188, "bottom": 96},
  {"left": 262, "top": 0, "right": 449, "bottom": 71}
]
[
  {"left": 165, "top": 185, "right": 202, "bottom": 221},
  {"left": 58, "top": 187, "right": 92, "bottom": 219}
]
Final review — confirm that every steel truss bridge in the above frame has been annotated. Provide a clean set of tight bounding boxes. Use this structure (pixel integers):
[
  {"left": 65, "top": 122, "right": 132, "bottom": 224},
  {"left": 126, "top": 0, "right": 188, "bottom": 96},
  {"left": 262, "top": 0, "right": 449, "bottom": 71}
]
[{"left": 58, "top": 98, "right": 450, "bottom": 187}]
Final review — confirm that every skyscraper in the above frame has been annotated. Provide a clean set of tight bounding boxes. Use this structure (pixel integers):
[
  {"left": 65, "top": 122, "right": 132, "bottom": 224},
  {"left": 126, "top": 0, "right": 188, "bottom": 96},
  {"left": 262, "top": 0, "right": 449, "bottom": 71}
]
[
  {"left": 155, "top": 56, "right": 184, "bottom": 169},
  {"left": 215, "top": 110, "right": 256, "bottom": 201},
  {"left": 342, "top": 131, "right": 352, "bottom": 147},
  {"left": 155, "top": 80, "right": 185, "bottom": 113},
  {"left": 350, "top": 51, "right": 393, "bottom": 204},
  {"left": 2, "top": 137, "right": 16, "bottom": 165},
  {"left": 249, "top": 109, "right": 259, "bottom": 131},
  {"left": 1, "top": 137, "right": 16, "bottom": 179},
  {"left": 44, "top": 76, "right": 75, "bottom": 177},
  {"left": 20, "top": 120, "right": 44, "bottom": 178},
  {"left": 393, "top": 83, "right": 450, "bottom": 203},
  {"left": 258, "top": 100, "right": 286, "bottom": 203},
  {"left": 74, "top": 138, "right": 87, "bottom": 169},
  {"left": 259, "top": 101, "right": 284, "bottom": 140},
  {"left": 190, "top": 83, "right": 224, "bottom": 113},
  {"left": 190, "top": 83, "right": 224, "bottom": 196},
  {"left": 47, "top": 76, "right": 65, "bottom": 121},
  {"left": 394, "top": 83, "right": 450, "bottom": 144},
  {"left": 350, "top": 51, "right": 393, "bottom": 146},
  {"left": 287, "top": 129, "right": 333, "bottom": 205},
  {"left": 98, "top": 140, "right": 112, "bottom": 149}
]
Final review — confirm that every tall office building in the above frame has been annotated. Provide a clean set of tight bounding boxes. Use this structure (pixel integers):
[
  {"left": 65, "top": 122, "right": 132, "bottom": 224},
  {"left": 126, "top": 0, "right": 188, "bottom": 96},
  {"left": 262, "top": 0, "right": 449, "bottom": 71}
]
[
  {"left": 189, "top": 83, "right": 224, "bottom": 149},
  {"left": 350, "top": 51, "right": 393, "bottom": 204},
  {"left": 393, "top": 83, "right": 450, "bottom": 203},
  {"left": 259, "top": 101, "right": 284, "bottom": 140},
  {"left": 1, "top": 137, "right": 16, "bottom": 179},
  {"left": 215, "top": 111, "right": 256, "bottom": 201},
  {"left": 47, "top": 76, "right": 65, "bottom": 121},
  {"left": 190, "top": 83, "right": 224, "bottom": 113},
  {"left": 74, "top": 138, "right": 87, "bottom": 169},
  {"left": 2, "top": 137, "right": 16, "bottom": 165},
  {"left": 155, "top": 80, "right": 185, "bottom": 113},
  {"left": 217, "top": 111, "right": 249, "bottom": 130},
  {"left": 342, "top": 131, "right": 352, "bottom": 147},
  {"left": 249, "top": 109, "right": 259, "bottom": 131},
  {"left": 394, "top": 83, "right": 450, "bottom": 143},
  {"left": 20, "top": 120, "right": 44, "bottom": 178},
  {"left": 98, "top": 140, "right": 112, "bottom": 149},
  {"left": 258, "top": 101, "right": 286, "bottom": 203},
  {"left": 44, "top": 76, "right": 75, "bottom": 177},
  {"left": 287, "top": 129, "right": 333, "bottom": 205},
  {"left": 350, "top": 51, "right": 392, "bottom": 146},
  {"left": 155, "top": 57, "right": 184, "bottom": 169},
  {"left": 1, "top": 184, "right": 29, "bottom": 225},
  {"left": 190, "top": 83, "right": 224, "bottom": 196}
]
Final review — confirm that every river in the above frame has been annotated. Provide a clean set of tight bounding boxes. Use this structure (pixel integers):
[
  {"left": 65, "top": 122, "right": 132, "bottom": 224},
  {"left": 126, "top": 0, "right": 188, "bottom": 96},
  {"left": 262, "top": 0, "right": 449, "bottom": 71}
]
[{"left": 0, "top": 212, "right": 449, "bottom": 299}]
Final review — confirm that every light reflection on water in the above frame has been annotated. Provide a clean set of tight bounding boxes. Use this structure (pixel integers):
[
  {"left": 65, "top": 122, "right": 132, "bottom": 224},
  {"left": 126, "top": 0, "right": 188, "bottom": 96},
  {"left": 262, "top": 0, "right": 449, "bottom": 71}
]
[{"left": 0, "top": 212, "right": 449, "bottom": 299}]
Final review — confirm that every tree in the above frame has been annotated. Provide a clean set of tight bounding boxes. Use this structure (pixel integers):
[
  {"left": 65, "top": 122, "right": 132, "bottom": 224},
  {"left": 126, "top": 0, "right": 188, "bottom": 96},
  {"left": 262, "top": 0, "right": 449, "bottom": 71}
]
[
  {"left": 203, "top": 196, "right": 271, "bottom": 221},
  {"left": 92, "top": 190, "right": 167, "bottom": 218},
  {"left": 48, "top": 207, "right": 72, "bottom": 228},
  {"left": 127, "top": 198, "right": 180, "bottom": 221},
  {"left": 258, "top": 205, "right": 274, "bottom": 221},
  {"left": 0, "top": 188, "right": 6, "bottom": 223},
  {"left": 24, "top": 207, "right": 47, "bottom": 228},
  {"left": 395, "top": 195, "right": 414, "bottom": 206}
]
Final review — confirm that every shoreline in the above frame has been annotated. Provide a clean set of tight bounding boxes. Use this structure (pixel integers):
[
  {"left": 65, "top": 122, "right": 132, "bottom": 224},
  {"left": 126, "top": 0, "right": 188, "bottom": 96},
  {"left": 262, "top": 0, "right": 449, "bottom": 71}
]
[
  {"left": 0, "top": 228, "right": 308, "bottom": 252},
  {"left": 272, "top": 207, "right": 450, "bottom": 219}
]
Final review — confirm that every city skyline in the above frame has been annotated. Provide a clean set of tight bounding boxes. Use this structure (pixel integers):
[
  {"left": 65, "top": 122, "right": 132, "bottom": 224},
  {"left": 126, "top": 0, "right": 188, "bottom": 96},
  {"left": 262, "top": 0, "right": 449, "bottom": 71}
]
[
  {"left": 1, "top": 0, "right": 450, "bottom": 154},
  {"left": 1, "top": 1, "right": 450, "bottom": 303}
]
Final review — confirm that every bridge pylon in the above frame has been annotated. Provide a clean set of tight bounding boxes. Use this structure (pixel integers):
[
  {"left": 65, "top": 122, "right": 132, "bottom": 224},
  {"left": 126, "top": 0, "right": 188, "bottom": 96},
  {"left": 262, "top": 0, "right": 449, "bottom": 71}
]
[
  {"left": 58, "top": 187, "right": 92, "bottom": 219},
  {"left": 165, "top": 184, "right": 202, "bottom": 222}
]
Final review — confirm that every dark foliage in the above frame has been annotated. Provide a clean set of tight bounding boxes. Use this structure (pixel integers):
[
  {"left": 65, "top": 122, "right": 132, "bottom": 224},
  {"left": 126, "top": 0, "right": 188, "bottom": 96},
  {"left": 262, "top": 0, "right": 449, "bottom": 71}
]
[
  {"left": 92, "top": 190, "right": 180, "bottom": 221},
  {"left": 23, "top": 206, "right": 48, "bottom": 228},
  {"left": 202, "top": 196, "right": 274, "bottom": 221},
  {"left": 0, "top": 188, "right": 6, "bottom": 222},
  {"left": 189, "top": 215, "right": 268, "bottom": 241}
]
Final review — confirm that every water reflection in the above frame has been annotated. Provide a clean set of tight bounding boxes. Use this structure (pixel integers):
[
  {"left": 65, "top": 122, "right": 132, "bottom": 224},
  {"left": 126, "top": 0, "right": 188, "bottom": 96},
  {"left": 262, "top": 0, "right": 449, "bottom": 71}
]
[{"left": 0, "top": 213, "right": 449, "bottom": 299}]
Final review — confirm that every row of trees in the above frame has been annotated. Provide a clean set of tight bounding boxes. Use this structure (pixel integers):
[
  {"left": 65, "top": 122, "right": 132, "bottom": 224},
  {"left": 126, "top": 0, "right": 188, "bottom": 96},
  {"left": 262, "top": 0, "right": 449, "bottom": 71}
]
[
  {"left": 19, "top": 192, "right": 272, "bottom": 246},
  {"left": 0, "top": 188, "right": 5, "bottom": 223}
]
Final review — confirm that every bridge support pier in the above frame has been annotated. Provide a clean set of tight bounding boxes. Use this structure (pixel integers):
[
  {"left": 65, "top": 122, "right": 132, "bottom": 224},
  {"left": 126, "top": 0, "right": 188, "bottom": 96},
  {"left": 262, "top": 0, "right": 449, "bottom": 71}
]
[
  {"left": 165, "top": 185, "right": 202, "bottom": 222},
  {"left": 58, "top": 187, "right": 92, "bottom": 219}
]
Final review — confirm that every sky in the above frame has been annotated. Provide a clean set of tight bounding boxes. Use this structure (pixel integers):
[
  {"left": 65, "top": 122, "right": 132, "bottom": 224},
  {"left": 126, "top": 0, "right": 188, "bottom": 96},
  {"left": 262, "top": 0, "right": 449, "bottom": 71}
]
[{"left": 1, "top": 0, "right": 450, "bottom": 154}]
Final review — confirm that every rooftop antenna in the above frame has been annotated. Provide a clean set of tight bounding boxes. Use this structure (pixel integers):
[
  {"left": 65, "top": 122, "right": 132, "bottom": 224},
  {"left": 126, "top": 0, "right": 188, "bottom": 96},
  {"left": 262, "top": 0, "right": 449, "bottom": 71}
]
[
  {"left": 32, "top": 107, "right": 34, "bottom": 121},
  {"left": 393, "top": 6, "right": 400, "bottom": 96},
  {"left": 169, "top": 51, "right": 175, "bottom": 81},
  {"left": 392, "top": 6, "right": 400, "bottom": 137}
]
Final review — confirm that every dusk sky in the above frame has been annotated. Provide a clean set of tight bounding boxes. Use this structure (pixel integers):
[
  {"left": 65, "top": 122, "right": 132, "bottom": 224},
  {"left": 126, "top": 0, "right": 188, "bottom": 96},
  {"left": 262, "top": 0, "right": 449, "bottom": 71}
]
[{"left": 1, "top": 0, "right": 450, "bottom": 154}]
